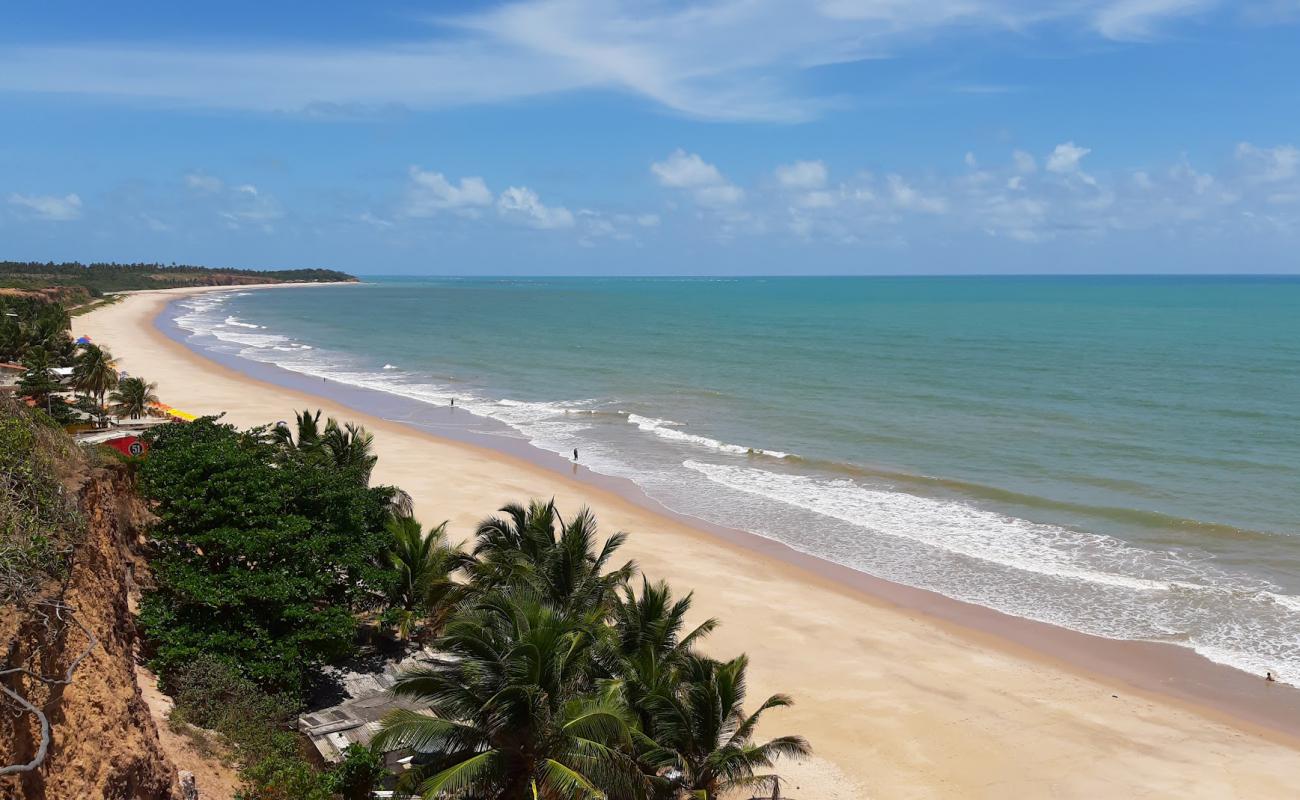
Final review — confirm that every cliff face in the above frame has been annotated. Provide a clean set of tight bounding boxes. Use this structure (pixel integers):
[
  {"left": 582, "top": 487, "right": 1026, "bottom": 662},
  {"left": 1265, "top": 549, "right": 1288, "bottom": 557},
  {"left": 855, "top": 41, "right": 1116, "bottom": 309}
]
[{"left": 0, "top": 466, "right": 178, "bottom": 800}]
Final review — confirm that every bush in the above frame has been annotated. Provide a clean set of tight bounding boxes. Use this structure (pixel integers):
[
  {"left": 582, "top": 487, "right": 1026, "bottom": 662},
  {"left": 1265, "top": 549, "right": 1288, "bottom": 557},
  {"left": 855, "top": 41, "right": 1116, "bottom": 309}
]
[
  {"left": 168, "top": 656, "right": 334, "bottom": 800},
  {"left": 0, "top": 399, "right": 83, "bottom": 603},
  {"left": 329, "top": 744, "right": 387, "bottom": 800}
]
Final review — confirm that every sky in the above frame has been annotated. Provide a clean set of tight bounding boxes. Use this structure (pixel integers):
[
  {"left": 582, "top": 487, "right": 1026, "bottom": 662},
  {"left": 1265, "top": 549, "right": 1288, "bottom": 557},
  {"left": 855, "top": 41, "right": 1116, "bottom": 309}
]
[{"left": 1, "top": 1, "right": 1299, "bottom": 275}]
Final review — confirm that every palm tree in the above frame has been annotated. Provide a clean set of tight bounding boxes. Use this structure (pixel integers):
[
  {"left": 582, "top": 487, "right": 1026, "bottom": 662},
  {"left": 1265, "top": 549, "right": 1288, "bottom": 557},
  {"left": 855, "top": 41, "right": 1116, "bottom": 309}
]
[
  {"left": 274, "top": 409, "right": 378, "bottom": 485},
  {"left": 72, "top": 343, "right": 118, "bottom": 411},
  {"left": 374, "top": 592, "right": 650, "bottom": 799},
  {"left": 471, "top": 500, "right": 637, "bottom": 612},
  {"left": 272, "top": 408, "right": 324, "bottom": 452},
  {"left": 322, "top": 419, "right": 378, "bottom": 485},
  {"left": 605, "top": 579, "right": 718, "bottom": 738},
  {"left": 639, "top": 654, "right": 810, "bottom": 800},
  {"left": 108, "top": 376, "right": 159, "bottom": 419},
  {"left": 386, "top": 515, "right": 471, "bottom": 640}
]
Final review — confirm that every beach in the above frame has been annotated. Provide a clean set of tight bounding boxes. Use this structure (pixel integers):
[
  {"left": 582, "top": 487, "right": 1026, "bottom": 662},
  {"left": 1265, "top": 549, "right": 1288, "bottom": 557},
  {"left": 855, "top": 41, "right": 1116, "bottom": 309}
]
[{"left": 80, "top": 286, "right": 1300, "bottom": 799}]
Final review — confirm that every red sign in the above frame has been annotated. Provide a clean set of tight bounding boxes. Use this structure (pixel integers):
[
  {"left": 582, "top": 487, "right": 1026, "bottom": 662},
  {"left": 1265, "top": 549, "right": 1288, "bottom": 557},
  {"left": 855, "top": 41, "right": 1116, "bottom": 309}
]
[{"left": 104, "top": 435, "right": 147, "bottom": 457}]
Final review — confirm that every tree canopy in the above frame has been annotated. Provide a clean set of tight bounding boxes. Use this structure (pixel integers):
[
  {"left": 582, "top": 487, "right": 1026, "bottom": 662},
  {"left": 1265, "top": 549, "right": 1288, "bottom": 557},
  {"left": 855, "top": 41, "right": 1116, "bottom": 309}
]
[{"left": 138, "top": 416, "right": 398, "bottom": 693}]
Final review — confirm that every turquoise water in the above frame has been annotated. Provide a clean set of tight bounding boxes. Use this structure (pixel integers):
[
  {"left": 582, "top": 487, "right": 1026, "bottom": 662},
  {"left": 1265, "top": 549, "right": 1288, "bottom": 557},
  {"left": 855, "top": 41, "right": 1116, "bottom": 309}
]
[{"left": 172, "top": 276, "right": 1300, "bottom": 682}]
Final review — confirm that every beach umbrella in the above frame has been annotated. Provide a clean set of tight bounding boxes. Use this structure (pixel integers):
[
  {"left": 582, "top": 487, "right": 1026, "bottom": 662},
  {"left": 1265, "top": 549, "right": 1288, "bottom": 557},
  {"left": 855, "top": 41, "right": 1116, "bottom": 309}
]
[{"left": 76, "top": 336, "right": 93, "bottom": 345}]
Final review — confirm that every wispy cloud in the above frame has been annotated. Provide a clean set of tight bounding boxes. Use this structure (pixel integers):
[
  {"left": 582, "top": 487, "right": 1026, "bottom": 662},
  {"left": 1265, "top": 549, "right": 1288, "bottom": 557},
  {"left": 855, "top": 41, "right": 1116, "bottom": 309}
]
[
  {"left": 0, "top": 0, "right": 1257, "bottom": 122},
  {"left": 1093, "top": 0, "right": 1219, "bottom": 41},
  {"left": 7, "top": 192, "right": 83, "bottom": 221}
]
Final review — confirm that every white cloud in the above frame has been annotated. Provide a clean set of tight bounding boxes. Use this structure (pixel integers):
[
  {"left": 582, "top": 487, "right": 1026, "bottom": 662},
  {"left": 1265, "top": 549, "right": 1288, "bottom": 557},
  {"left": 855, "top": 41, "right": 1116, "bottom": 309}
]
[
  {"left": 1093, "top": 0, "right": 1219, "bottom": 41},
  {"left": 1012, "top": 150, "right": 1038, "bottom": 174},
  {"left": 775, "top": 160, "right": 828, "bottom": 189},
  {"left": 7, "top": 192, "right": 82, "bottom": 221},
  {"left": 497, "top": 186, "right": 575, "bottom": 229},
  {"left": 635, "top": 213, "right": 661, "bottom": 227},
  {"left": 887, "top": 175, "right": 947, "bottom": 213},
  {"left": 403, "top": 168, "right": 494, "bottom": 217},
  {"left": 652, "top": 150, "right": 726, "bottom": 188},
  {"left": 1046, "top": 142, "right": 1091, "bottom": 174},
  {"left": 1235, "top": 142, "right": 1300, "bottom": 183},
  {"left": 692, "top": 184, "right": 745, "bottom": 208},
  {"left": 184, "top": 173, "right": 223, "bottom": 193},
  {"left": 652, "top": 149, "right": 744, "bottom": 208},
  {"left": 0, "top": 1, "right": 1247, "bottom": 122}
]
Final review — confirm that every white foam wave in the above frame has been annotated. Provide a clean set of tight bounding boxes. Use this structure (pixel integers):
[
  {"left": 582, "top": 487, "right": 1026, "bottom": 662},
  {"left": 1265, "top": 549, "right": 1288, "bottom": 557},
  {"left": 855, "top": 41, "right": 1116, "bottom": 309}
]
[
  {"left": 685, "top": 461, "right": 1217, "bottom": 593},
  {"left": 224, "top": 316, "right": 261, "bottom": 329},
  {"left": 383, "top": 364, "right": 397, "bottom": 370},
  {"left": 628, "top": 414, "right": 788, "bottom": 458}
]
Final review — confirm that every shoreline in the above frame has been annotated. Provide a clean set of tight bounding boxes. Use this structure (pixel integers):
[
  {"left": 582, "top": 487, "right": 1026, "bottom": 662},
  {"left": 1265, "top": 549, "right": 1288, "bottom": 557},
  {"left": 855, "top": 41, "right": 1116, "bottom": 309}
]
[{"left": 79, "top": 285, "right": 1300, "bottom": 797}]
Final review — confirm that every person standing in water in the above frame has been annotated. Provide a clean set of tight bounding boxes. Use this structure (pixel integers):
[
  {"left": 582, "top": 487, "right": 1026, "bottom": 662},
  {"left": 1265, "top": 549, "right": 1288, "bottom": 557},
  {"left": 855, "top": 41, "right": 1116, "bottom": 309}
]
[
  {"left": 573, "top": 448, "right": 579, "bottom": 462},
  {"left": 450, "top": 398, "right": 455, "bottom": 407}
]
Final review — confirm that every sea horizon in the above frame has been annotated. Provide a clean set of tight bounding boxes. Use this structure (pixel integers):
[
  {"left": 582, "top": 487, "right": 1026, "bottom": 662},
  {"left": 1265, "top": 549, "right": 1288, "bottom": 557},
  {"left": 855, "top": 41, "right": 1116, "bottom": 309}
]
[{"left": 165, "top": 275, "right": 1300, "bottom": 686}]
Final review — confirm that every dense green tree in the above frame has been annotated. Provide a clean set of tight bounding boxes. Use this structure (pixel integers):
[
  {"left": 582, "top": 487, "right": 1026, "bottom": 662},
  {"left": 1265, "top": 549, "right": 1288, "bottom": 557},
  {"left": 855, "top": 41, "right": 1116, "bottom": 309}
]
[
  {"left": 108, "top": 375, "right": 159, "bottom": 419},
  {"left": 16, "top": 347, "right": 59, "bottom": 407},
  {"left": 385, "top": 514, "right": 471, "bottom": 640},
  {"left": 138, "top": 417, "right": 397, "bottom": 693},
  {"left": 274, "top": 408, "right": 410, "bottom": 516},
  {"left": 374, "top": 591, "right": 651, "bottom": 800}
]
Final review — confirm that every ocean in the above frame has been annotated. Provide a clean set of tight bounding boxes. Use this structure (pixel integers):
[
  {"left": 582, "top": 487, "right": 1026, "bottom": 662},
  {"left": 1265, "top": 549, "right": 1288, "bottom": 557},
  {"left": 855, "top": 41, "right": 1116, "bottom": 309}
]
[{"left": 169, "top": 276, "right": 1300, "bottom": 683}]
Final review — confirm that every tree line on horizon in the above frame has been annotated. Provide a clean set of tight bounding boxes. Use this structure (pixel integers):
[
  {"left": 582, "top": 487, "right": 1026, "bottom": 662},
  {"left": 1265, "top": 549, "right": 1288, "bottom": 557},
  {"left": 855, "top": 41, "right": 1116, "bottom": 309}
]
[
  {"left": 136, "top": 411, "right": 810, "bottom": 800},
  {"left": 1, "top": 260, "right": 354, "bottom": 295}
]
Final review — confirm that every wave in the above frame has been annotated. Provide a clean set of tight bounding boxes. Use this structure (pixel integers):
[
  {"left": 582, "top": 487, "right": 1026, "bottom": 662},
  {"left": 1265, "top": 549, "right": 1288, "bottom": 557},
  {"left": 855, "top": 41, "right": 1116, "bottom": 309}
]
[
  {"left": 682, "top": 459, "right": 1300, "bottom": 683},
  {"left": 682, "top": 460, "right": 1200, "bottom": 592},
  {"left": 627, "top": 414, "right": 789, "bottom": 459},
  {"left": 168, "top": 291, "right": 1300, "bottom": 685},
  {"left": 223, "top": 316, "right": 261, "bottom": 329}
]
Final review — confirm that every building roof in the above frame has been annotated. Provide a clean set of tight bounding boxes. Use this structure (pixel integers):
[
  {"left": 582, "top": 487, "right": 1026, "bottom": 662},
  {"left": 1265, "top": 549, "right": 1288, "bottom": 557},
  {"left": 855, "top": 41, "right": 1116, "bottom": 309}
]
[{"left": 298, "top": 648, "right": 433, "bottom": 763}]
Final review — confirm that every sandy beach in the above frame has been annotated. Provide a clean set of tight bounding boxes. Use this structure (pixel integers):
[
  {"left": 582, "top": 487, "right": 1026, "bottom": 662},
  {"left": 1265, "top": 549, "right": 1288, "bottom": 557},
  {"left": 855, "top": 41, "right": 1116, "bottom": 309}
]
[{"left": 79, "top": 286, "right": 1300, "bottom": 799}]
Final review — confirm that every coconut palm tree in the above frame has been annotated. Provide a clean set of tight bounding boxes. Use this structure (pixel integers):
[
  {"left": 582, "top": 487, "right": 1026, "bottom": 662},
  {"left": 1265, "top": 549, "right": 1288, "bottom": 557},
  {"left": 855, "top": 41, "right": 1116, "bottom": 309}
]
[
  {"left": 272, "top": 408, "right": 324, "bottom": 452},
  {"left": 72, "top": 343, "right": 118, "bottom": 410},
  {"left": 108, "top": 376, "right": 159, "bottom": 419},
  {"left": 386, "top": 514, "right": 471, "bottom": 640},
  {"left": 273, "top": 409, "right": 378, "bottom": 484},
  {"left": 374, "top": 592, "right": 651, "bottom": 799},
  {"left": 471, "top": 500, "right": 637, "bottom": 613},
  {"left": 639, "top": 654, "right": 810, "bottom": 800},
  {"left": 605, "top": 579, "right": 719, "bottom": 739},
  {"left": 322, "top": 419, "right": 378, "bottom": 485}
]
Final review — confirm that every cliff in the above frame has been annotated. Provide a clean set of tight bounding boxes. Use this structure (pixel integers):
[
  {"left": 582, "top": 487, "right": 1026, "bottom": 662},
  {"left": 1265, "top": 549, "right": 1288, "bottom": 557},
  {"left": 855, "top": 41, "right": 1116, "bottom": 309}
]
[{"left": 0, "top": 457, "right": 179, "bottom": 799}]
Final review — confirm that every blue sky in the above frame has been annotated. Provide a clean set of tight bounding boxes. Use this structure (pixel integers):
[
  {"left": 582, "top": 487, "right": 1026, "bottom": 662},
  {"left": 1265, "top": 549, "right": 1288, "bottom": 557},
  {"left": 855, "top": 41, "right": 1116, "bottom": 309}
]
[{"left": 2, "top": 1, "right": 1298, "bottom": 275}]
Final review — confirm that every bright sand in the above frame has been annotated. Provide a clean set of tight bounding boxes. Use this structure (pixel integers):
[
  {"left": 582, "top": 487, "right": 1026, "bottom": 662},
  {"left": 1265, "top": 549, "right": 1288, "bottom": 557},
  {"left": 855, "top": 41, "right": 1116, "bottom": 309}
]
[{"left": 80, "top": 287, "right": 1300, "bottom": 799}]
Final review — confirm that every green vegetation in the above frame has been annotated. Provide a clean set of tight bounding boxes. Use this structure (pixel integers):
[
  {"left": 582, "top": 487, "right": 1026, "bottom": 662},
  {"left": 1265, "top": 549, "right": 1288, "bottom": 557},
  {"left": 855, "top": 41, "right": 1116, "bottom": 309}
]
[
  {"left": 0, "top": 292, "right": 75, "bottom": 364},
  {"left": 374, "top": 499, "right": 810, "bottom": 800},
  {"left": 138, "top": 416, "right": 399, "bottom": 694},
  {"left": 0, "top": 398, "right": 84, "bottom": 603},
  {"left": 134, "top": 412, "right": 808, "bottom": 799},
  {"left": 1, "top": 261, "right": 355, "bottom": 296},
  {"left": 109, "top": 376, "right": 160, "bottom": 419},
  {"left": 167, "top": 656, "right": 336, "bottom": 800},
  {"left": 383, "top": 515, "right": 470, "bottom": 641}
]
